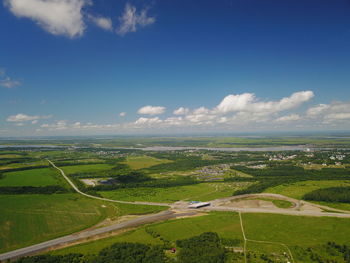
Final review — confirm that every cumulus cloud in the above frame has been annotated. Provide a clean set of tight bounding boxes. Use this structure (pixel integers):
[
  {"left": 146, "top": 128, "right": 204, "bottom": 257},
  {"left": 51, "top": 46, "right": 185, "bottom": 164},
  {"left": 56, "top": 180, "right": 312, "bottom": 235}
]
[
  {"left": 4, "top": 0, "right": 90, "bottom": 38},
  {"left": 6, "top": 113, "right": 52, "bottom": 122},
  {"left": 41, "top": 120, "right": 67, "bottom": 130},
  {"left": 117, "top": 3, "right": 155, "bottom": 36},
  {"left": 216, "top": 91, "right": 314, "bottom": 114},
  {"left": 88, "top": 14, "right": 112, "bottom": 31},
  {"left": 138, "top": 105, "right": 165, "bottom": 115},
  {"left": 134, "top": 117, "right": 162, "bottom": 125},
  {"left": 119, "top": 112, "right": 126, "bottom": 117},
  {"left": 0, "top": 68, "right": 20, "bottom": 89},
  {"left": 306, "top": 104, "right": 330, "bottom": 117},
  {"left": 173, "top": 107, "right": 189, "bottom": 115},
  {"left": 275, "top": 114, "right": 301, "bottom": 122},
  {"left": 306, "top": 102, "right": 350, "bottom": 124}
]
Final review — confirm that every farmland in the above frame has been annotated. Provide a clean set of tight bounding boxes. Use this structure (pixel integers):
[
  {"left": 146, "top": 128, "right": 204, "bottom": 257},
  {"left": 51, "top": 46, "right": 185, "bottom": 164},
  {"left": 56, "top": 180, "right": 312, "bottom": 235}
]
[
  {"left": 122, "top": 155, "right": 172, "bottom": 170},
  {"left": 52, "top": 211, "right": 350, "bottom": 262},
  {"left": 0, "top": 193, "right": 166, "bottom": 253},
  {"left": 1, "top": 139, "right": 350, "bottom": 262},
  {"left": 0, "top": 168, "right": 60, "bottom": 187},
  {"left": 99, "top": 182, "right": 251, "bottom": 203}
]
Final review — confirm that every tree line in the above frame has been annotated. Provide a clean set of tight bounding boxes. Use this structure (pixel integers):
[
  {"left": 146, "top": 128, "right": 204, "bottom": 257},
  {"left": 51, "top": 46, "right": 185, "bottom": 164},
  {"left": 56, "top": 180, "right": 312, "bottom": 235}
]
[{"left": 303, "top": 186, "right": 350, "bottom": 203}]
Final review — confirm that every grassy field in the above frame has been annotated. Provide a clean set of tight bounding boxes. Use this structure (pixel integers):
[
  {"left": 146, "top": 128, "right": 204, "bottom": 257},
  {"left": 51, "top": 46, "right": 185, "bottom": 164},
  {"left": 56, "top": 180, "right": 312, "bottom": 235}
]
[
  {"left": 53, "top": 211, "right": 350, "bottom": 259},
  {"left": 99, "top": 182, "right": 251, "bottom": 202},
  {"left": 0, "top": 194, "right": 167, "bottom": 253},
  {"left": 242, "top": 213, "right": 350, "bottom": 247},
  {"left": 52, "top": 211, "right": 243, "bottom": 255},
  {"left": 61, "top": 164, "right": 114, "bottom": 175},
  {"left": 0, "top": 160, "right": 49, "bottom": 171},
  {"left": 264, "top": 180, "right": 350, "bottom": 199},
  {"left": 122, "top": 155, "right": 172, "bottom": 170},
  {"left": 0, "top": 168, "right": 60, "bottom": 187}
]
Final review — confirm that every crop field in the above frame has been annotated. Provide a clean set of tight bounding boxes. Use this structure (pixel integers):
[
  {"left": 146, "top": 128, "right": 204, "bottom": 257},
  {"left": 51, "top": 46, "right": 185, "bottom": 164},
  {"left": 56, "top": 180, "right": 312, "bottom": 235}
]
[
  {"left": 99, "top": 182, "right": 251, "bottom": 202},
  {"left": 61, "top": 164, "right": 114, "bottom": 175},
  {"left": 52, "top": 212, "right": 243, "bottom": 255},
  {"left": 265, "top": 180, "right": 350, "bottom": 199},
  {"left": 122, "top": 155, "right": 172, "bottom": 170},
  {"left": 0, "top": 168, "right": 60, "bottom": 187},
  {"left": 0, "top": 160, "right": 49, "bottom": 171},
  {"left": 0, "top": 193, "right": 166, "bottom": 253}
]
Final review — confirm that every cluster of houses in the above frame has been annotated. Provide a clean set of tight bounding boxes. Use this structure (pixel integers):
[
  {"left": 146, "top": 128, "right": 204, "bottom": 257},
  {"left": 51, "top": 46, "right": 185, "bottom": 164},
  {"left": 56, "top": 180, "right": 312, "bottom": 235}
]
[
  {"left": 267, "top": 154, "right": 297, "bottom": 161},
  {"left": 194, "top": 164, "right": 231, "bottom": 181}
]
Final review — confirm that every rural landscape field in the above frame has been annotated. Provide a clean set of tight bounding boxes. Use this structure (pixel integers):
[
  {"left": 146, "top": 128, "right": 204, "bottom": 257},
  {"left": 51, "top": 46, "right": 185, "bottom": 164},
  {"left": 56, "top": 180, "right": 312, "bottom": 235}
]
[
  {"left": 2, "top": 0, "right": 350, "bottom": 262},
  {"left": 0, "top": 136, "right": 350, "bottom": 262}
]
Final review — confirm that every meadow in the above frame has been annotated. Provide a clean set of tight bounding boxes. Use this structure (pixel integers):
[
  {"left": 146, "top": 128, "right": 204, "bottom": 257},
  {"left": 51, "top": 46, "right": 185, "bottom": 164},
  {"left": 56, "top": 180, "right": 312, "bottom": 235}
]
[
  {"left": 0, "top": 168, "right": 61, "bottom": 187},
  {"left": 99, "top": 182, "right": 251, "bottom": 203},
  {"left": 52, "top": 212, "right": 243, "bottom": 255},
  {"left": 122, "top": 155, "right": 172, "bottom": 170},
  {"left": 264, "top": 180, "right": 350, "bottom": 199},
  {"left": 242, "top": 213, "right": 350, "bottom": 247},
  {"left": 0, "top": 194, "right": 166, "bottom": 253},
  {"left": 52, "top": 211, "right": 350, "bottom": 259},
  {"left": 61, "top": 164, "right": 115, "bottom": 175}
]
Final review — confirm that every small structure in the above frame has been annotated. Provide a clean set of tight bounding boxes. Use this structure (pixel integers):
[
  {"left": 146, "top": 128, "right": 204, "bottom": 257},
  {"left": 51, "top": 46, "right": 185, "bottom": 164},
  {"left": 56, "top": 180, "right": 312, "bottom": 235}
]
[{"left": 188, "top": 202, "right": 211, "bottom": 209}]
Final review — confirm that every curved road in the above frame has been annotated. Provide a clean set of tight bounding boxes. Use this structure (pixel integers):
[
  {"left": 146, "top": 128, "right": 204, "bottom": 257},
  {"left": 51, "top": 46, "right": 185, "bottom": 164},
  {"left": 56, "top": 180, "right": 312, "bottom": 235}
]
[{"left": 48, "top": 160, "right": 171, "bottom": 207}]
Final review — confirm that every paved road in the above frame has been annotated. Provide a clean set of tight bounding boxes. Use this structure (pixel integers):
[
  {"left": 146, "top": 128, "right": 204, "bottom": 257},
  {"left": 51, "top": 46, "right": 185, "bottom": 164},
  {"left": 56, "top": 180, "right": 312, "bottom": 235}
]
[
  {"left": 0, "top": 210, "right": 197, "bottom": 262},
  {"left": 209, "top": 193, "right": 350, "bottom": 214},
  {"left": 48, "top": 160, "right": 171, "bottom": 207}
]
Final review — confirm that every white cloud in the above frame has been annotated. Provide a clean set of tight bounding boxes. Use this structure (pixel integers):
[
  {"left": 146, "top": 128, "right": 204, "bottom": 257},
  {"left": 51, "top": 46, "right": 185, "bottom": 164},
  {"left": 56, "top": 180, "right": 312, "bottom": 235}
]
[
  {"left": 0, "top": 77, "right": 21, "bottom": 89},
  {"left": 41, "top": 120, "right": 67, "bottom": 130},
  {"left": 5, "top": 0, "right": 90, "bottom": 38},
  {"left": 216, "top": 91, "right": 314, "bottom": 114},
  {"left": 306, "top": 104, "right": 330, "bottom": 117},
  {"left": 0, "top": 68, "right": 20, "bottom": 89},
  {"left": 119, "top": 112, "right": 126, "bottom": 117},
  {"left": 134, "top": 117, "right": 162, "bottom": 125},
  {"left": 138, "top": 105, "right": 165, "bottom": 115},
  {"left": 325, "top": 113, "right": 350, "bottom": 121},
  {"left": 275, "top": 114, "right": 301, "bottom": 122},
  {"left": 173, "top": 107, "right": 189, "bottom": 115},
  {"left": 216, "top": 93, "right": 255, "bottom": 113},
  {"left": 6, "top": 113, "right": 52, "bottom": 122},
  {"left": 117, "top": 3, "right": 155, "bottom": 36},
  {"left": 306, "top": 102, "right": 350, "bottom": 124},
  {"left": 88, "top": 14, "right": 112, "bottom": 31}
]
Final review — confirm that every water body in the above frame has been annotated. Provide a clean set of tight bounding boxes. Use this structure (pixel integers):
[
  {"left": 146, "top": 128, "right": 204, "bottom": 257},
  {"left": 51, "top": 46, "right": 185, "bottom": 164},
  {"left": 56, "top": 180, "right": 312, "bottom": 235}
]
[
  {"left": 0, "top": 144, "right": 310, "bottom": 151},
  {"left": 139, "top": 145, "right": 310, "bottom": 152},
  {"left": 4, "top": 144, "right": 346, "bottom": 152},
  {"left": 0, "top": 145, "right": 64, "bottom": 148}
]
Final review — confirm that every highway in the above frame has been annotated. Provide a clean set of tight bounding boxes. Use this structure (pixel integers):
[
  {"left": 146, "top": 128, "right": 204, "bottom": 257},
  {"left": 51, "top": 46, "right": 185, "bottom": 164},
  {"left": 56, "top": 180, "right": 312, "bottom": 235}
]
[{"left": 0, "top": 210, "right": 197, "bottom": 262}]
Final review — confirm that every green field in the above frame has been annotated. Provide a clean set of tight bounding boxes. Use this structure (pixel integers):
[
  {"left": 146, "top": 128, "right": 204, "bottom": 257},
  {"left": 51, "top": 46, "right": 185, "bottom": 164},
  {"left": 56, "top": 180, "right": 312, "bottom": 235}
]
[
  {"left": 0, "top": 160, "right": 49, "bottom": 171},
  {"left": 99, "top": 182, "right": 251, "bottom": 202},
  {"left": 61, "top": 164, "right": 114, "bottom": 175},
  {"left": 0, "top": 168, "right": 60, "bottom": 187},
  {"left": 53, "top": 211, "right": 350, "bottom": 259},
  {"left": 123, "top": 155, "right": 172, "bottom": 170},
  {"left": 0, "top": 194, "right": 167, "bottom": 253},
  {"left": 242, "top": 213, "right": 350, "bottom": 247},
  {"left": 52, "top": 212, "right": 243, "bottom": 255},
  {"left": 265, "top": 180, "right": 350, "bottom": 199}
]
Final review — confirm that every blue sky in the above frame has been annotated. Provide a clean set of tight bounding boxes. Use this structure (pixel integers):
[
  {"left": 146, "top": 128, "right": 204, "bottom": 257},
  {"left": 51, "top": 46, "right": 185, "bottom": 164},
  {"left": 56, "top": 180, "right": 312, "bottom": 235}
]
[{"left": 1, "top": 0, "right": 350, "bottom": 136}]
